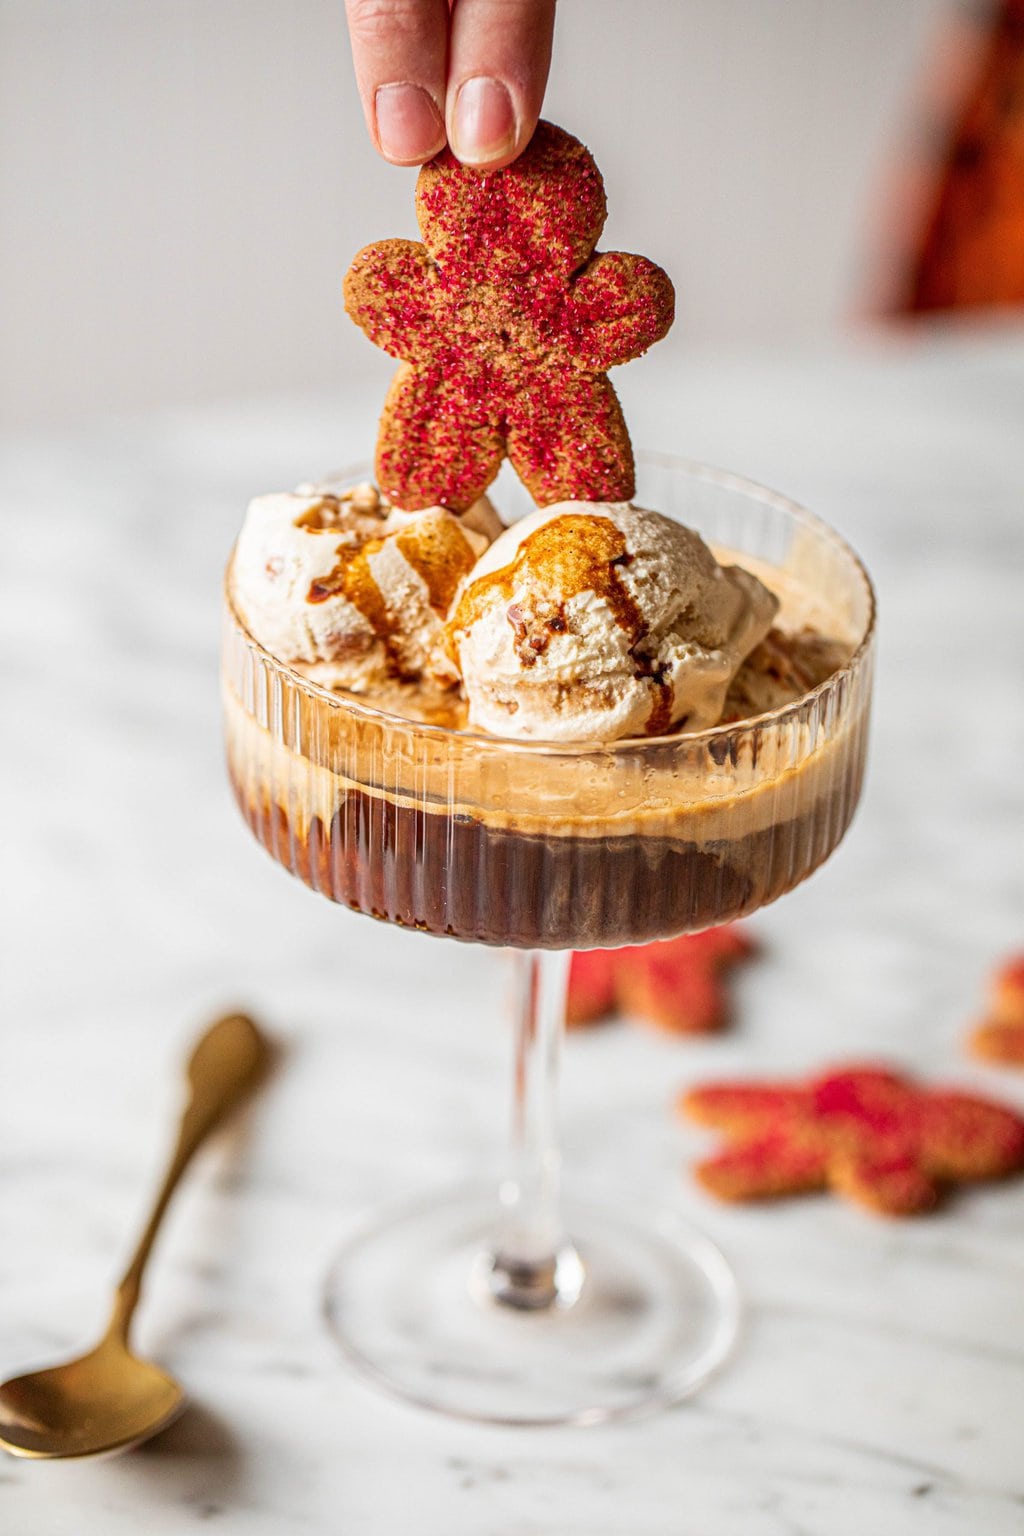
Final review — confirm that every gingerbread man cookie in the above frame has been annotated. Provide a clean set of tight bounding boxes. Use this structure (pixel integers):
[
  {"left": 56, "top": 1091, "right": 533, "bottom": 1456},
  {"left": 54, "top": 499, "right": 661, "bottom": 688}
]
[
  {"left": 681, "top": 1064, "right": 1024, "bottom": 1216},
  {"left": 567, "top": 927, "right": 756, "bottom": 1034},
  {"left": 344, "top": 121, "right": 675, "bottom": 512}
]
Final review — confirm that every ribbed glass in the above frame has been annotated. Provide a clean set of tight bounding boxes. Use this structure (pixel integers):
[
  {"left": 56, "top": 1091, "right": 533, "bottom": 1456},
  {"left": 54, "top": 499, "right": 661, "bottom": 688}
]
[{"left": 222, "top": 457, "right": 875, "bottom": 950}]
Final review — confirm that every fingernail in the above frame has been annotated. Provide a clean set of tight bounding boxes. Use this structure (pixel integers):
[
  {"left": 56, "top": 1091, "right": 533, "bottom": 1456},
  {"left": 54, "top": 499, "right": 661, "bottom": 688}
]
[
  {"left": 374, "top": 83, "right": 445, "bottom": 164},
  {"left": 451, "top": 77, "right": 516, "bottom": 165}
]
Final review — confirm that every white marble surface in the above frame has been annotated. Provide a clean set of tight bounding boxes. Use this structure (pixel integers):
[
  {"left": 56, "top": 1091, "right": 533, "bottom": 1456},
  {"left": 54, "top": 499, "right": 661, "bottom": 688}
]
[{"left": 2, "top": 327, "right": 1024, "bottom": 1533}]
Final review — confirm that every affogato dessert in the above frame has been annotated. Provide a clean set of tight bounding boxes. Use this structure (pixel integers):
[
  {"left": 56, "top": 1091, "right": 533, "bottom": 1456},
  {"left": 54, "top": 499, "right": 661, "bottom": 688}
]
[
  {"left": 223, "top": 123, "right": 873, "bottom": 949},
  {"left": 224, "top": 476, "right": 867, "bottom": 947},
  {"left": 222, "top": 116, "right": 875, "bottom": 1431}
]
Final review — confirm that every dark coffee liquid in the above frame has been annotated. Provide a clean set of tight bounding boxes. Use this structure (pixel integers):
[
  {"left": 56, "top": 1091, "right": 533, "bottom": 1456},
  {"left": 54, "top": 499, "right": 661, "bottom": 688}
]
[{"left": 230, "top": 770, "right": 857, "bottom": 949}]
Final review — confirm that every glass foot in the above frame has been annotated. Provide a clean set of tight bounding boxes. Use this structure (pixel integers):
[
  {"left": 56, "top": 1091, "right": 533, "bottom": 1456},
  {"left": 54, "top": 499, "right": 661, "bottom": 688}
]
[{"left": 323, "top": 1186, "right": 740, "bottom": 1427}]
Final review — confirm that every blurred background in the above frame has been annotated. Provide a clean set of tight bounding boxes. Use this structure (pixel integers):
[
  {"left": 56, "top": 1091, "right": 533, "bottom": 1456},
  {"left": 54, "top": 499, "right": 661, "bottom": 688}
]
[{"left": 3, "top": 0, "right": 1022, "bottom": 429}]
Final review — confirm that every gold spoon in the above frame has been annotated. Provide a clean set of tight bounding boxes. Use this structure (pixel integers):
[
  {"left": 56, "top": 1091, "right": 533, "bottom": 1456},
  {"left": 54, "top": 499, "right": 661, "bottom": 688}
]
[{"left": 0, "top": 1012, "right": 270, "bottom": 1459}]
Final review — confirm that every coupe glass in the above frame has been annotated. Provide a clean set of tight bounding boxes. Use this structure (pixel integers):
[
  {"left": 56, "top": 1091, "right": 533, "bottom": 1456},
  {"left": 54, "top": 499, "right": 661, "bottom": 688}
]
[{"left": 222, "top": 456, "right": 875, "bottom": 1425}]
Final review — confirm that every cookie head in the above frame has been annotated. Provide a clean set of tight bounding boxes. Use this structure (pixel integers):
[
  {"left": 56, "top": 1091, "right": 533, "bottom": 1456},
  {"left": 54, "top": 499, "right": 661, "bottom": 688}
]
[{"left": 415, "top": 121, "right": 607, "bottom": 281}]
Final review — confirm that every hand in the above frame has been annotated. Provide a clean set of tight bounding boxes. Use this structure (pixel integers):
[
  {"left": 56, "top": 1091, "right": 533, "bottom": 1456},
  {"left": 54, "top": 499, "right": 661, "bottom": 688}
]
[{"left": 345, "top": 0, "right": 556, "bottom": 170}]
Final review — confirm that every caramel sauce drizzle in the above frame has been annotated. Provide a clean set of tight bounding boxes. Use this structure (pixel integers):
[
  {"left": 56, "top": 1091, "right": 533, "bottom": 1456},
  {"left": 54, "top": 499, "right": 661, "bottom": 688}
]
[
  {"left": 293, "top": 495, "right": 345, "bottom": 529},
  {"left": 305, "top": 515, "right": 478, "bottom": 679},
  {"left": 450, "top": 515, "right": 645, "bottom": 641},
  {"left": 394, "top": 517, "right": 478, "bottom": 613},
  {"left": 307, "top": 536, "right": 389, "bottom": 616}
]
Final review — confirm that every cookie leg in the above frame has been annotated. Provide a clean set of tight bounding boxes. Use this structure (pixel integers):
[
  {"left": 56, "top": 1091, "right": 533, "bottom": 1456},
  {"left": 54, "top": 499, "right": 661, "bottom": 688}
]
[
  {"left": 376, "top": 363, "right": 504, "bottom": 513},
  {"left": 506, "top": 371, "right": 635, "bottom": 506},
  {"left": 693, "top": 1133, "right": 828, "bottom": 1203},
  {"left": 830, "top": 1150, "right": 938, "bottom": 1216}
]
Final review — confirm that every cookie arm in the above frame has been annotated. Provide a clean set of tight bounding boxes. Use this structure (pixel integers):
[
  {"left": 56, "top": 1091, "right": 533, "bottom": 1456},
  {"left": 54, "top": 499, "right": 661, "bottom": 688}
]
[
  {"left": 566, "top": 951, "right": 619, "bottom": 1026},
  {"left": 919, "top": 1093, "right": 1024, "bottom": 1180},
  {"left": 343, "top": 240, "right": 437, "bottom": 361},
  {"left": 681, "top": 1083, "right": 810, "bottom": 1130},
  {"left": 563, "top": 251, "right": 675, "bottom": 370}
]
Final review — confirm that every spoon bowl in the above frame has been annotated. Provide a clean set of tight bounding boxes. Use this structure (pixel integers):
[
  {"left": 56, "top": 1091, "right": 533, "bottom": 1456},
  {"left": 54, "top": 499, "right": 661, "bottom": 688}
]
[{"left": 0, "top": 1338, "right": 184, "bottom": 1459}]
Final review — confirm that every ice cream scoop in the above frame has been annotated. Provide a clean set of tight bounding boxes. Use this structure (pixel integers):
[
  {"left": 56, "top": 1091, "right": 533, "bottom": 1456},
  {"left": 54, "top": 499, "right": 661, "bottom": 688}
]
[
  {"left": 231, "top": 482, "right": 494, "bottom": 691},
  {"left": 447, "top": 501, "right": 777, "bottom": 742}
]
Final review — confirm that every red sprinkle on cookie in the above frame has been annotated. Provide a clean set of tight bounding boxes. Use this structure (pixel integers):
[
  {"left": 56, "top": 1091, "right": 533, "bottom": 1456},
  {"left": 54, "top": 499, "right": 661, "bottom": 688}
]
[
  {"left": 681, "top": 1065, "right": 1024, "bottom": 1215},
  {"left": 567, "top": 928, "right": 756, "bottom": 1034},
  {"left": 344, "top": 121, "right": 674, "bottom": 512},
  {"left": 970, "top": 955, "right": 1024, "bottom": 1066}
]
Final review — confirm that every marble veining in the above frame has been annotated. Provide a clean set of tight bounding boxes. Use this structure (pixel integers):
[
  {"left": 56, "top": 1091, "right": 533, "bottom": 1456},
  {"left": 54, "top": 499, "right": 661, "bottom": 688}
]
[{"left": 2, "top": 328, "right": 1023, "bottom": 1533}]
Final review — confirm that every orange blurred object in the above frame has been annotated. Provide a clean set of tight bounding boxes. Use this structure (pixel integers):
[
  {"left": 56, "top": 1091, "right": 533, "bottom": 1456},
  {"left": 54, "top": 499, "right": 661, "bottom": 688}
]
[
  {"left": 970, "top": 955, "right": 1024, "bottom": 1065},
  {"left": 904, "top": 0, "right": 1024, "bottom": 312}
]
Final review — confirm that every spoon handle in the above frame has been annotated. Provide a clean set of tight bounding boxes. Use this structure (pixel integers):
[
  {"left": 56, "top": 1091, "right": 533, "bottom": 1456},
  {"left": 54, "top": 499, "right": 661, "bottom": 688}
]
[{"left": 106, "top": 1013, "right": 270, "bottom": 1343}]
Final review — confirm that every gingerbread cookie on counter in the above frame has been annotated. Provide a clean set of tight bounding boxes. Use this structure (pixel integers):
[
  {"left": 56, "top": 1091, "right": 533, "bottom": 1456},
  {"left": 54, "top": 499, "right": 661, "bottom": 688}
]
[{"left": 681, "top": 1064, "right": 1024, "bottom": 1216}]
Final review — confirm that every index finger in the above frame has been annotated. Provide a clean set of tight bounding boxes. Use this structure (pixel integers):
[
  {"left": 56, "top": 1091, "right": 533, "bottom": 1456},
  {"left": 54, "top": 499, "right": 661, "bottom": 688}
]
[{"left": 446, "top": 0, "right": 556, "bottom": 169}]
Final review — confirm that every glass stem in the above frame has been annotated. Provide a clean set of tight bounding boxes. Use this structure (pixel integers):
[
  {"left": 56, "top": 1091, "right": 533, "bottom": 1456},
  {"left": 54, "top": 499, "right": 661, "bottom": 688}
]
[{"left": 483, "top": 949, "right": 584, "bottom": 1311}]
